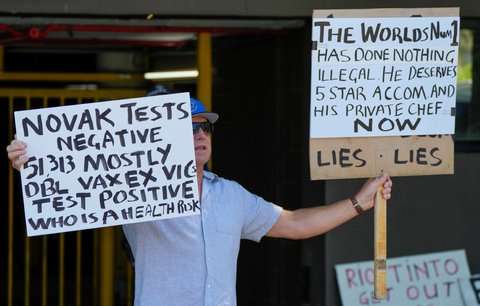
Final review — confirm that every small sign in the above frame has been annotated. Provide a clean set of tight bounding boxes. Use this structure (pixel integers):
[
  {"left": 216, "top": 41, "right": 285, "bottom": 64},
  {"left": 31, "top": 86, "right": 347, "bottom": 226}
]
[
  {"left": 310, "top": 134, "right": 454, "bottom": 179},
  {"left": 335, "top": 249, "right": 471, "bottom": 306},
  {"left": 15, "top": 92, "right": 200, "bottom": 236}
]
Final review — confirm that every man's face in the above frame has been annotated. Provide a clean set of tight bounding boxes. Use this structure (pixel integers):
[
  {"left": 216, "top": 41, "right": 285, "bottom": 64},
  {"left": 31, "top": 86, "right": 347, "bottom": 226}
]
[{"left": 192, "top": 116, "right": 212, "bottom": 168}]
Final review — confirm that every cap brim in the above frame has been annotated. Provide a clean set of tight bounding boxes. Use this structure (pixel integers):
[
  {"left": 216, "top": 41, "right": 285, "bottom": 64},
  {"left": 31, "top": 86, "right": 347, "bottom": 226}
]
[{"left": 193, "top": 112, "right": 219, "bottom": 124}]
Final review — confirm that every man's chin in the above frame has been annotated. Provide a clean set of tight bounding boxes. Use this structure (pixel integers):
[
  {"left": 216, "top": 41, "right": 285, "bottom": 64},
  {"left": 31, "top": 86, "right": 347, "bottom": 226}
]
[{"left": 195, "top": 155, "right": 210, "bottom": 168}]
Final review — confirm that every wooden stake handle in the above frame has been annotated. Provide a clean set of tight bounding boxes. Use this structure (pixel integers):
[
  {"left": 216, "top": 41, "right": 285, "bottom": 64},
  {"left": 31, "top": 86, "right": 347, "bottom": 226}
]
[{"left": 374, "top": 185, "right": 387, "bottom": 300}]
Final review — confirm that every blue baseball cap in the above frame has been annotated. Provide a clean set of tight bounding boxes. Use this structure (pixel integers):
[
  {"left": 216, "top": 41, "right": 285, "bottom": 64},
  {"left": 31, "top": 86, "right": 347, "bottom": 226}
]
[
  {"left": 145, "top": 85, "right": 170, "bottom": 96},
  {"left": 190, "top": 97, "right": 219, "bottom": 124},
  {"left": 146, "top": 86, "right": 218, "bottom": 123}
]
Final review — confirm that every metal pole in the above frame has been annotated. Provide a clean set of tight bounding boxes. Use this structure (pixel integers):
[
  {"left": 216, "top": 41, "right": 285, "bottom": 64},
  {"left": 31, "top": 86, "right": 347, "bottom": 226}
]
[
  {"left": 99, "top": 228, "right": 115, "bottom": 306},
  {"left": 196, "top": 32, "right": 212, "bottom": 111},
  {"left": 196, "top": 33, "right": 213, "bottom": 170}
]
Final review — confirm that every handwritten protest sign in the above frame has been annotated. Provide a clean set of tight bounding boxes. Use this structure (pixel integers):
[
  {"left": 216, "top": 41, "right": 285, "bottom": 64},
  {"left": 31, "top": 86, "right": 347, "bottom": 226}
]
[
  {"left": 309, "top": 7, "right": 459, "bottom": 300},
  {"left": 310, "top": 14, "right": 459, "bottom": 138},
  {"left": 14, "top": 92, "right": 199, "bottom": 236},
  {"left": 309, "top": 7, "right": 458, "bottom": 180},
  {"left": 335, "top": 249, "right": 471, "bottom": 306}
]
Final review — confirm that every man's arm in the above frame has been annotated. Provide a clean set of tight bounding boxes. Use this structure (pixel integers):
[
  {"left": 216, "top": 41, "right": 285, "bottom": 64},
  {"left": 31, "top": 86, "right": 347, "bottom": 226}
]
[
  {"left": 7, "top": 138, "right": 392, "bottom": 241},
  {"left": 266, "top": 174, "right": 392, "bottom": 240}
]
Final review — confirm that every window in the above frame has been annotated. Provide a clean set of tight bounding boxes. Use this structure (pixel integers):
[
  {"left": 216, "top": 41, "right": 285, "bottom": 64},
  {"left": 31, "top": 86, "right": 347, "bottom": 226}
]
[{"left": 456, "top": 20, "right": 480, "bottom": 145}]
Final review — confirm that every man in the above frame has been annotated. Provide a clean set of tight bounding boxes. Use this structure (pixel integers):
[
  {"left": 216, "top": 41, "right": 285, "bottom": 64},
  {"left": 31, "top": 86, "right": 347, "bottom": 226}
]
[{"left": 7, "top": 97, "right": 392, "bottom": 306}]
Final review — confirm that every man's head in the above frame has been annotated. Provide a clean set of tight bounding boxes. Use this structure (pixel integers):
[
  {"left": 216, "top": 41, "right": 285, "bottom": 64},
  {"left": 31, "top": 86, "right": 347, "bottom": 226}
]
[
  {"left": 145, "top": 88, "right": 218, "bottom": 169},
  {"left": 190, "top": 97, "right": 218, "bottom": 169},
  {"left": 190, "top": 97, "right": 218, "bottom": 124},
  {"left": 146, "top": 86, "right": 218, "bottom": 123}
]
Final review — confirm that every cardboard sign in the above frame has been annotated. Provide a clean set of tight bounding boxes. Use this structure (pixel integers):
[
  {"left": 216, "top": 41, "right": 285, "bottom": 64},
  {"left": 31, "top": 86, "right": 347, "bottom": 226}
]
[
  {"left": 15, "top": 92, "right": 200, "bottom": 236},
  {"left": 335, "top": 249, "right": 471, "bottom": 306},
  {"left": 310, "top": 135, "right": 453, "bottom": 179},
  {"left": 309, "top": 7, "right": 458, "bottom": 180},
  {"left": 310, "top": 12, "right": 459, "bottom": 138}
]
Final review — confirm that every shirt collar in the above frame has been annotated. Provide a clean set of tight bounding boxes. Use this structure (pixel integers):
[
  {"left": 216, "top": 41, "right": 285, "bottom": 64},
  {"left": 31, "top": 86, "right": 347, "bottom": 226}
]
[{"left": 202, "top": 170, "right": 218, "bottom": 182}]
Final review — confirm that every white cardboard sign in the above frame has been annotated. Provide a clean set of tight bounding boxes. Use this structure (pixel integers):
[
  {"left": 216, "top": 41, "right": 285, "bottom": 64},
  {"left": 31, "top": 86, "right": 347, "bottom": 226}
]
[
  {"left": 459, "top": 273, "right": 480, "bottom": 305},
  {"left": 310, "top": 16, "right": 459, "bottom": 138},
  {"left": 335, "top": 249, "right": 470, "bottom": 306},
  {"left": 15, "top": 92, "right": 200, "bottom": 236}
]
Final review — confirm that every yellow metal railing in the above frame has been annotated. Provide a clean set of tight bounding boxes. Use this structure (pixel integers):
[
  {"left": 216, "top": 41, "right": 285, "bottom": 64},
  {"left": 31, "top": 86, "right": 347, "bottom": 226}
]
[
  {"left": 8, "top": 98, "right": 14, "bottom": 306},
  {"left": 197, "top": 32, "right": 212, "bottom": 111},
  {"left": 0, "top": 71, "right": 144, "bottom": 82},
  {"left": 197, "top": 32, "right": 213, "bottom": 170},
  {"left": 3, "top": 88, "right": 144, "bottom": 306}
]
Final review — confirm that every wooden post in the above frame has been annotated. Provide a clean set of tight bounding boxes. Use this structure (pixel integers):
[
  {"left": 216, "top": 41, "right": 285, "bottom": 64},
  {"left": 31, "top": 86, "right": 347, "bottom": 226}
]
[{"left": 374, "top": 185, "right": 387, "bottom": 299}]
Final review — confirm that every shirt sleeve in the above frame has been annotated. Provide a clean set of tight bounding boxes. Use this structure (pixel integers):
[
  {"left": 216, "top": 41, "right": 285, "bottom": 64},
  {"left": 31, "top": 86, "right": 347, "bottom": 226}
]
[{"left": 237, "top": 183, "right": 283, "bottom": 242}]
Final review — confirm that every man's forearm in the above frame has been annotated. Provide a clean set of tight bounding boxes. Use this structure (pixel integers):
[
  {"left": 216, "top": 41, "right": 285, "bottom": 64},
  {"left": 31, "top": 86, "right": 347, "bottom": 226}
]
[{"left": 267, "top": 198, "right": 361, "bottom": 240}]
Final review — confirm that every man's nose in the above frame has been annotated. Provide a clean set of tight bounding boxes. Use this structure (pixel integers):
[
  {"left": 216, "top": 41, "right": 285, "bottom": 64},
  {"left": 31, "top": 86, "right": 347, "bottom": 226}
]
[{"left": 194, "top": 127, "right": 207, "bottom": 138}]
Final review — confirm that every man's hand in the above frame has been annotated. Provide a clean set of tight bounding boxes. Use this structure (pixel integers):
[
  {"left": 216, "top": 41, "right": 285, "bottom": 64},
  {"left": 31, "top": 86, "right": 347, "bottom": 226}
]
[
  {"left": 355, "top": 173, "right": 393, "bottom": 211},
  {"left": 267, "top": 174, "right": 393, "bottom": 240},
  {"left": 6, "top": 139, "right": 29, "bottom": 171}
]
